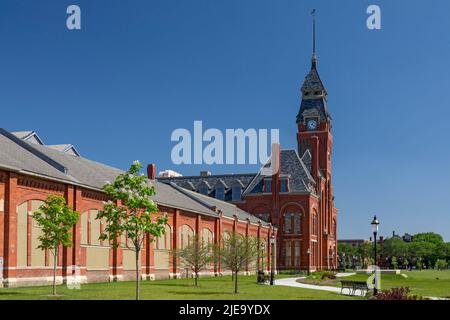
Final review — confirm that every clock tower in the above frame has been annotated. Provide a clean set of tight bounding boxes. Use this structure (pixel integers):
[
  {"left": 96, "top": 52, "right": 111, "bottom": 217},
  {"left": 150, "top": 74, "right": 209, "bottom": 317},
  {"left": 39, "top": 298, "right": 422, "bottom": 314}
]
[{"left": 296, "top": 10, "right": 338, "bottom": 269}]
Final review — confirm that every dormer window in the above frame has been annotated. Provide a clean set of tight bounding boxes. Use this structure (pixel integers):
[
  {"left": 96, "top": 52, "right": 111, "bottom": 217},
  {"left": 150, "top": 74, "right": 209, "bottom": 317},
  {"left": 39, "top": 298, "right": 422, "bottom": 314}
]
[
  {"left": 215, "top": 187, "right": 225, "bottom": 200},
  {"left": 280, "top": 177, "right": 289, "bottom": 192},
  {"left": 199, "top": 187, "right": 209, "bottom": 195},
  {"left": 264, "top": 178, "right": 272, "bottom": 193},
  {"left": 231, "top": 186, "right": 241, "bottom": 201}
]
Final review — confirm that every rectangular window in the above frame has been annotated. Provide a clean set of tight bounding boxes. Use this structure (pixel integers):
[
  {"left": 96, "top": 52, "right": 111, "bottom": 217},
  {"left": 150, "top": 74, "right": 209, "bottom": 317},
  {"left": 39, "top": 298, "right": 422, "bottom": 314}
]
[
  {"left": 280, "top": 178, "right": 288, "bottom": 192},
  {"left": 294, "top": 214, "right": 301, "bottom": 234},
  {"left": 264, "top": 178, "right": 272, "bottom": 193},
  {"left": 215, "top": 187, "right": 225, "bottom": 200},
  {"left": 285, "top": 241, "right": 291, "bottom": 268},
  {"left": 284, "top": 214, "right": 292, "bottom": 234},
  {"left": 232, "top": 186, "right": 241, "bottom": 201},
  {"left": 294, "top": 241, "right": 301, "bottom": 267}
]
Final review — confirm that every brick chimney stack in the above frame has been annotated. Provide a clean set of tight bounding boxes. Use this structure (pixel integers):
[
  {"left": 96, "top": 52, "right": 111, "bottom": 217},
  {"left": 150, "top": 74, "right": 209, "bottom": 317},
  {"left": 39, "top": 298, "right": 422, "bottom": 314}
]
[{"left": 147, "top": 163, "right": 156, "bottom": 180}]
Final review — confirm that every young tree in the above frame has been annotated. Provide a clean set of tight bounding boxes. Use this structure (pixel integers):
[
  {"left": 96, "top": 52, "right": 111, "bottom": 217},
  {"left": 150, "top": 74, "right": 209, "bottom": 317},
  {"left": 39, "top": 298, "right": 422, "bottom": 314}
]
[
  {"left": 33, "top": 195, "right": 79, "bottom": 296},
  {"left": 176, "top": 235, "right": 213, "bottom": 286},
  {"left": 435, "top": 259, "right": 448, "bottom": 271},
  {"left": 215, "top": 232, "right": 259, "bottom": 294},
  {"left": 97, "top": 161, "right": 168, "bottom": 300}
]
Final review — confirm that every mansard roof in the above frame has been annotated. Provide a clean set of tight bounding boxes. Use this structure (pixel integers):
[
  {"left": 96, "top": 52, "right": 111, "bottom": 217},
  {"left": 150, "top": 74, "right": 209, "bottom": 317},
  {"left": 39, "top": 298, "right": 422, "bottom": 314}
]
[
  {"left": 157, "top": 173, "right": 256, "bottom": 193},
  {"left": 243, "top": 149, "right": 316, "bottom": 195},
  {"left": 296, "top": 96, "right": 332, "bottom": 123},
  {"left": 301, "top": 65, "right": 327, "bottom": 93}
]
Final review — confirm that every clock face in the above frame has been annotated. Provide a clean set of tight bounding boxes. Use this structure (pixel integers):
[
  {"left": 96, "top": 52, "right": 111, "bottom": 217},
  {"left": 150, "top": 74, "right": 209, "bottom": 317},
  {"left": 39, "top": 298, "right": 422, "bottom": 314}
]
[{"left": 307, "top": 119, "right": 317, "bottom": 130}]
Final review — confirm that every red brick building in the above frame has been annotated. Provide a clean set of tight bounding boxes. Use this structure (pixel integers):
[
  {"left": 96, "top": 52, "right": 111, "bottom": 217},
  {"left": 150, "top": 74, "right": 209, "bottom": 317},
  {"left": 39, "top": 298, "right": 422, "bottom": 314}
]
[
  {"left": 0, "top": 129, "right": 275, "bottom": 287},
  {"left": 159, "top": 54, "right": 338, "bottom": 271}
]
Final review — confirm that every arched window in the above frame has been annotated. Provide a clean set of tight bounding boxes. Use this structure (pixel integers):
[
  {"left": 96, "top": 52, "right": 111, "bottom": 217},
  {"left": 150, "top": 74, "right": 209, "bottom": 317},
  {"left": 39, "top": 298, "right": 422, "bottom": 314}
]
[
  {"left": 283, "top": 212, "right": 301, "bottom": 234},
  {"left": 155, "top": 225, "right": 172, "bottom": 250},
  {"left": 179, "top": 225, "right": 195, "bottom": 249},
  {"left": 312, "top": 210, "right": 318, "bottom": 236},
  {"left": 201, "top": 228, "right": 214, "bottom": 246}
]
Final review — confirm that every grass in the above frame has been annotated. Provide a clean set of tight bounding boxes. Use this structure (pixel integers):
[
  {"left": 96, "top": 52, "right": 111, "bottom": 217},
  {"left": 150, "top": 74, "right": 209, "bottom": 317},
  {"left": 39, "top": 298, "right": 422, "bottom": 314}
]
[
  {"left": 0, "top": 275, "right": 357, "bottom": 300},
  {"left": 299, "top": 270, "right": 450, "bottom": 298}
]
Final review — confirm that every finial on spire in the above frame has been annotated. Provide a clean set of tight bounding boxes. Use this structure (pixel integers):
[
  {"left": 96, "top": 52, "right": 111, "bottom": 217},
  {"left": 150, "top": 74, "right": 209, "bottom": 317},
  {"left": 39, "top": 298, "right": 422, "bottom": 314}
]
[{"left": 311, "top": 9, "right": 317, "bottom": 68}]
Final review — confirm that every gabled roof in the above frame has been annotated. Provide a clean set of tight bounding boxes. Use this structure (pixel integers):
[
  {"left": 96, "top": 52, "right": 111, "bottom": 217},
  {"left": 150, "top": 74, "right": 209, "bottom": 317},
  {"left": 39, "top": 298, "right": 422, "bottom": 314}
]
[
  {"left": 47, "top": 144, "right": 81, "bottom": 157},
  {"left": 11, "top": 131, "right": 45, "bottom": 145}
]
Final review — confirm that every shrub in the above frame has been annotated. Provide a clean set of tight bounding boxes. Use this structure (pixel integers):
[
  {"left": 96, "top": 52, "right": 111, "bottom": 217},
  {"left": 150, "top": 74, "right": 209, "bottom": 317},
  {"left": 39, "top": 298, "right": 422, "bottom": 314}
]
[
  {"left": 320, "top": 271, "right": 337, "bottom": 280},
  {"left": 370, "top": 287, "right": 422, "bottom": 300}
]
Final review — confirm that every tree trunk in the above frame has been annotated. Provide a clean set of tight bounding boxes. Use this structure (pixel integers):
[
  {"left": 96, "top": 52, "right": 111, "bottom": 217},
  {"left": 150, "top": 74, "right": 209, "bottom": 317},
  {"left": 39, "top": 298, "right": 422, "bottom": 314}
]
[
  {"left": 135, "top": 249, "right": 141, "bottom": 300},
  {"left": 53, "top": 247, "right": 58, "bottom": 296},
  {"left": 234, "top": 270, "right": 238, "bottom": 294},
  {"left": 194, "top": 272, "right": 198, "bottom": 286}
]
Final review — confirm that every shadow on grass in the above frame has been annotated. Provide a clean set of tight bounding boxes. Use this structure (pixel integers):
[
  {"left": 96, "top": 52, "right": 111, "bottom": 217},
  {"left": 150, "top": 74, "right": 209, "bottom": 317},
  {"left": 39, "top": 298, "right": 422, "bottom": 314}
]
[
  {"left": 0, "top": 291, "right": 26, "bottom": 296},
  {"left": 166, "top": 290, "right": 236, "bottom": 296},
  {"left": 149, "top": 283, "right": 198, "bottom": 288}
]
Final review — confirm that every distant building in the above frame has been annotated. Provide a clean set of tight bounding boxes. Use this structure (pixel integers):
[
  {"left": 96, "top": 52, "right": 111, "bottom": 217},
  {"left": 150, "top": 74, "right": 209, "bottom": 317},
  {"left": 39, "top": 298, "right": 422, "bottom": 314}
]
[
  {"left": 392, "top": 231, "right": 414, "bottom": 243},
  {"left": 158, "top": 169, "right": 183, "bottom": 178}
]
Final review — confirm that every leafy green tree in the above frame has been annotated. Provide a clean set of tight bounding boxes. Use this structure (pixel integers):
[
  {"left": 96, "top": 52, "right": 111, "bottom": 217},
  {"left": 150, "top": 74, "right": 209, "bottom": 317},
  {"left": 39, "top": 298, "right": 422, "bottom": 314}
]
[
  {"left": 176, "top": 235, "right": 213, "bottom": 286},
  {"left": 33, "top": 195, "right": 79, "bottom": 296},
  {"left": 215, "top": 232, "right": 259, "bottom": 293},
  {"left": 97, "top": 161, "right": 168, "bottom": 300},
  {"left": 413, "top": 232, "right": 444, "bottom": 245}
]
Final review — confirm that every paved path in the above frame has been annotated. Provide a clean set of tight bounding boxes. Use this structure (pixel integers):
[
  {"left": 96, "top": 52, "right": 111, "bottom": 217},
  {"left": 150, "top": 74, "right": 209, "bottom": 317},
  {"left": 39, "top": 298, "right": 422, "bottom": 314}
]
[{"left": 274, "top": 276, "right": 365, "bottom": 296}]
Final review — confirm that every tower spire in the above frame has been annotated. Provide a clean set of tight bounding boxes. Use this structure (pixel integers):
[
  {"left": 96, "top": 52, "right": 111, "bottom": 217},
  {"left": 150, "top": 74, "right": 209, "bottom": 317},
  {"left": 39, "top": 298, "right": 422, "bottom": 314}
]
[{"left": 311, "top": 9, "right": 317, "bottom": 68}]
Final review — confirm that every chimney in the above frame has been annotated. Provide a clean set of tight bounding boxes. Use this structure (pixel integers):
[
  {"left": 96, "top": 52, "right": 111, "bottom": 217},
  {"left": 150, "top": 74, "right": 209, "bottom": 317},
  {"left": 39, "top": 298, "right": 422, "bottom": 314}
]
[
  {"left": 311, "top": 136, "right": 319, "bottom": 181},
  {"left": 147, "top": 163, "right": 156, "bottom": 180}
]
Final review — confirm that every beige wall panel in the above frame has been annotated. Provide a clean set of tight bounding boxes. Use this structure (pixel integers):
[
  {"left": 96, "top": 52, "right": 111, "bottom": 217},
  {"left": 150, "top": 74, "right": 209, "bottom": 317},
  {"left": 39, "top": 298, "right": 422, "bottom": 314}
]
[
  {"left": 90, "top": 210, "right": 100, "bottom": 245},
  {"left": 154, "top": 250, "right": 170, "bottom": 270},
  {"left": 31, "top": 200, "right": 45, "bottom": 267},
  {"left": 80, "top": 212, "right": 88, "bottom": 245},
  {"left": 122, "top": 249, "right": 139, "bottom": 270},
  {"left": 86, "top": 247, "right": 109, "bottom": 270},
  {"left": 16, "top": 202, "right": 28, "bottom": 267}
]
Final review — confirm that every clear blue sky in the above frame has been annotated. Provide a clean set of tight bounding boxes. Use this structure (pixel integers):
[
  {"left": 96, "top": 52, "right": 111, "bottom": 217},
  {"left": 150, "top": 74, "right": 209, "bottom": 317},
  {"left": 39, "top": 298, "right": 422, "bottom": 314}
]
[{"left": 1, "top": 0, "right": 449, "bottom": 241}]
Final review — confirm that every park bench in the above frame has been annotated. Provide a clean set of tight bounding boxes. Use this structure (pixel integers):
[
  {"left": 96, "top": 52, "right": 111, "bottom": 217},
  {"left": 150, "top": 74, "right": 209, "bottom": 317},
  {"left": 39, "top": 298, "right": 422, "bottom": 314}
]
[
  {"left": 340, "top": 280, "right": 369, "bottom": 296},
  {"left": 257, "top": 271, "right": 270, "bottom": 284}
]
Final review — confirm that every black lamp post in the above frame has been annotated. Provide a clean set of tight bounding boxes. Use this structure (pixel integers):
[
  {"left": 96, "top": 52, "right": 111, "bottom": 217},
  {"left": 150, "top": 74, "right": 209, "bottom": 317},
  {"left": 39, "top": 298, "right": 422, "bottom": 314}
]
[
  {"left": 270, "top": 233, "right": 275, "bottom": 285},
  {"left": 371, "top": 215, "right": 380, "bottom": 295}
]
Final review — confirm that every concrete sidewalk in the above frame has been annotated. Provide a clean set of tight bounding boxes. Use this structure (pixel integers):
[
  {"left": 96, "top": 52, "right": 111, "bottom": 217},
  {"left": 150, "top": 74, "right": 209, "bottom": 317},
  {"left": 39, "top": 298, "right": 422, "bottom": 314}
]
[{"left": 274, "top": 277, "right": 365, "bottom": 296}]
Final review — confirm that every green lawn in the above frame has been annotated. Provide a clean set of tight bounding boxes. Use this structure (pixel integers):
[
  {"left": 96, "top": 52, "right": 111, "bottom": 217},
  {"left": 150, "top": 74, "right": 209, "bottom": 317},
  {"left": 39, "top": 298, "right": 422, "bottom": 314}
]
[
  {"left": 302, "top": 270, "right": 450, "bottom": 298},
  {"left": 0, "top": 275, "right": 356, "bottom": 300},
  {"left": 340, "top": 270, "right": 450, "bottom": 298}
]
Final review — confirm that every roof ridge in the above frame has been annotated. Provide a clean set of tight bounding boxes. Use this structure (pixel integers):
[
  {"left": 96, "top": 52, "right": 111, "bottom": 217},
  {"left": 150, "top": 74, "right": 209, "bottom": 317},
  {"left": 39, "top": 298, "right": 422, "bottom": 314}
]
[{"left": 167, "top": 182, "right": 219, "bottom": 213}]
